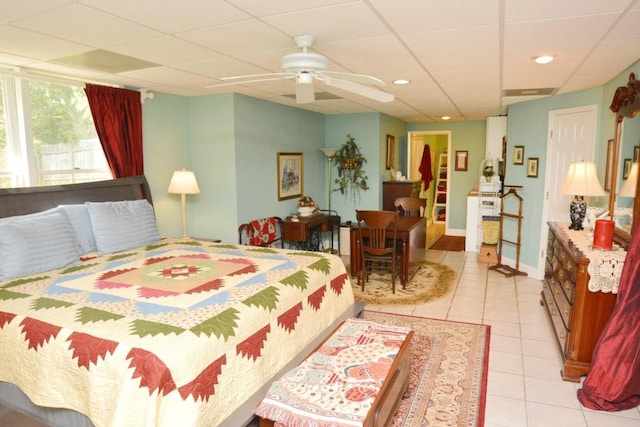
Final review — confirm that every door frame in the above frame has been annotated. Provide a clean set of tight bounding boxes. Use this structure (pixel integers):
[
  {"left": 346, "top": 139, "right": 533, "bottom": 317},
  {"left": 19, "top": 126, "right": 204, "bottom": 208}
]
[
  {"left": 538, "top": 104, "right": 598, "bottom": 276},
  {"left": 407, "top": 130, "right": 452, "bottom": 233}
]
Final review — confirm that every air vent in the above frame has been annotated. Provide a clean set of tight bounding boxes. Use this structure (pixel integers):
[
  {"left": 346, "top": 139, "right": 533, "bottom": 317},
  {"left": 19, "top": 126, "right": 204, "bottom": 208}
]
[
  {"left": 283, "top": 92, "right": 341, "bottom": 101},
  {"left": 52, "top": 50, "right": 160, "bottom": 74},
  {"left": 503, "top": 88, "right": 556, "bottom": 97}
]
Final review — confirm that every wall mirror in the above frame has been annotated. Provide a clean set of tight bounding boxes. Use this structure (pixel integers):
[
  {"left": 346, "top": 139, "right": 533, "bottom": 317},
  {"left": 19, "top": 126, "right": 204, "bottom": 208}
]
[{"left": 609, "top": 73, "right": 640, "bottom": 247}]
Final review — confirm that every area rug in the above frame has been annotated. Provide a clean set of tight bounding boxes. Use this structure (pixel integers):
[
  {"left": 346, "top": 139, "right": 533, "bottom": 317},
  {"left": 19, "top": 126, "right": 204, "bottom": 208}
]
[
  {"left": 364, "top": 310, "right": 490, "bottom": 427},
  {"left": 429, "top": 235, "right": 466, "bottom": 251},
  {"left": 351, "top": 261, "right": 456, "bottom": 305}
]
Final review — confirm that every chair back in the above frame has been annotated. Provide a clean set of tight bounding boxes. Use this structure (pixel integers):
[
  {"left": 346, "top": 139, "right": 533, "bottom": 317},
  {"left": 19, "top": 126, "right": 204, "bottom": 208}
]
[
  {"left": 238, "top": 217, "right": 283, "bottom": 247},
  {"left": 394, "top": 197, "right": 426, "bottom": 217},
  {"left": 355, "top": 210, "right": 398, "bottom": 256}
]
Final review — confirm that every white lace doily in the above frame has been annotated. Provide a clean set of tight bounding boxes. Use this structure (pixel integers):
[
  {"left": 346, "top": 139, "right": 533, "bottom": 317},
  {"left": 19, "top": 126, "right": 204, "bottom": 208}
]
[{"left": 557, "top": 223, "right": 627, "bottom": 294}]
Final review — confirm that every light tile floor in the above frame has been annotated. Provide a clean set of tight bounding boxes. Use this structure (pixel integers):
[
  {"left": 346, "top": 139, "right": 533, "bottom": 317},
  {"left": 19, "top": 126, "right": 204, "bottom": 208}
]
[{"left": 362, "top": 223, "right": 640, "bottom": 427}]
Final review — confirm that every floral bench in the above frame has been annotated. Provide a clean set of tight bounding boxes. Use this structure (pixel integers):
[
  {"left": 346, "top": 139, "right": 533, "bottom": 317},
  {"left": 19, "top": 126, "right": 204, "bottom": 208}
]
[{"left": 255, "top": 317, "right": 413, "bottom": 427}]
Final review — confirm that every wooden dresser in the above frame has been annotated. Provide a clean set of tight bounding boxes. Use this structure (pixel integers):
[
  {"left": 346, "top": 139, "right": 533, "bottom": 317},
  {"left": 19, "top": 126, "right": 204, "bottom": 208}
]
[
  {"left": 382, "top": 180, "right": 421, "bottom": 211},
  {"left": 541, "top": 222, "right": 617, "bottom": 382}
]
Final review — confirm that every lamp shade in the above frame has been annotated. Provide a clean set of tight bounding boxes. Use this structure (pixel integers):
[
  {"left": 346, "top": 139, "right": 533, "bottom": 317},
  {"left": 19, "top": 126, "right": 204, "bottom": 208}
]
[
  {"left": 619, "top": 162, "right": 638, "bottom": 197},
  {"left": 168, "top": 169, "right": 200, "bottom": 194},
  {"left": 319, "top": 148, "right": 338, "bottom": 158},
  {"left": 557, "top": 162, "right": 606, "bottom": 197}
]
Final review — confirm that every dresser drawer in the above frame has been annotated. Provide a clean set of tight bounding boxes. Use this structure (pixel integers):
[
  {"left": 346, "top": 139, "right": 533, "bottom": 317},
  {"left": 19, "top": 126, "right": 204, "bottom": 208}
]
[
  {"left": 551, "top": 279, "right": 572, "bottom": 330},
  {"left": 542, "top": 280, "right": 568, "bottom": 354}
]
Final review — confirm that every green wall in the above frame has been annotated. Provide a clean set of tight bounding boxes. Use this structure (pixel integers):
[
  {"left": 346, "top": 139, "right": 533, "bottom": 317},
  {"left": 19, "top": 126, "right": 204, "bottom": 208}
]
[{"left": 407, "top": 121, "right": 486, "bottom": 231}]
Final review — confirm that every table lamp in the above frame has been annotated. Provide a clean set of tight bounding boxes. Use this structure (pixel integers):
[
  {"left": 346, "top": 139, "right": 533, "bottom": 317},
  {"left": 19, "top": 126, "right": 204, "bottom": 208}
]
[
  {"left": 168, "top": 168, "right": 200, "bottom": 238},
  {"left": 319, "top": 148, "right": 338, "bottom": 212},
  {"left": 557, "top": 161, "right": 605, "bottom": 230},
  {"left": 618, "top": 161, "right": 638, "bottom": 198}
]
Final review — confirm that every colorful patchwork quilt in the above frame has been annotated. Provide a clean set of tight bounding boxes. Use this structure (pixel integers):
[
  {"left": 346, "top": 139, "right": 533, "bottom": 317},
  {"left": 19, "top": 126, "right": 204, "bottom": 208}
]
[{"left": 0, "top": 239, "right": 355, "bottom": 427}]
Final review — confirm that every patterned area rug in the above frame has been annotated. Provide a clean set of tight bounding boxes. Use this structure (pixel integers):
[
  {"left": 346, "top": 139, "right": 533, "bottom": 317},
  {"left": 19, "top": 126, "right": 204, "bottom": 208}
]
[
  {"left": 429, "top": 235, "right": 466, "bottom": 251},
  {"left": 364, "top": 311, "right": 490, "bottom": 427},
  {"left": 351, "top": 261, "right": 456, "bottom": 305}
]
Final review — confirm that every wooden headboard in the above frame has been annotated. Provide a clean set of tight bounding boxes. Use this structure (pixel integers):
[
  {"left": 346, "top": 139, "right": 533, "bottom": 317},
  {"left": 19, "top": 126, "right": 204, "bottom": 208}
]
[{"left": 0, "top": 175, "right": 153, "bottom": 219}]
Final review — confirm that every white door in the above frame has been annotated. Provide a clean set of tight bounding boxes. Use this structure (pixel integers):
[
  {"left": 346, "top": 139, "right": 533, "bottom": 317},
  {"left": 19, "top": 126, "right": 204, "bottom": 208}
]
[
  {"left": 537, "top": 105, "right": 598, "bottom": 275},
  {"left": 545, "top": 105, "right": 598, "bottom": 223}
]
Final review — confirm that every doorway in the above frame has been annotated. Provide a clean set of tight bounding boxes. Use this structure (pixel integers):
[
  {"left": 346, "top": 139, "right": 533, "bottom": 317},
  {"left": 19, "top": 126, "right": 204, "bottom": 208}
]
[
  {"left": 538, "top": 105, "right": 598, "bottom": 273},
  {"left": 408, "top": 131, "right": 452, "bottom": 243}
]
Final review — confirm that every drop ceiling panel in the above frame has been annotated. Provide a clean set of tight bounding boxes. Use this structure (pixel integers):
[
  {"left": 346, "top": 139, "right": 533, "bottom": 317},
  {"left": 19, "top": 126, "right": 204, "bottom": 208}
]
[
  {"left": 110, "top": 36, "right": 222, "bottom": 66},
  {"left": 177, "top": 20, "right": 292, "bottom": 55},
  {"left": 503, "top": 0, "right": 631, "bottom": 22},
  {"left": 12, "top": 4, "right": 161, "bottom": 48},
  {"left": 0, "top": 25, "right": 89, "bottom": 60},
  {"left": 83, "top": 0, "right": 249, "bottom": 34},
  {"left": 262, "top": 2, "right": 391, "bottom": 42}
]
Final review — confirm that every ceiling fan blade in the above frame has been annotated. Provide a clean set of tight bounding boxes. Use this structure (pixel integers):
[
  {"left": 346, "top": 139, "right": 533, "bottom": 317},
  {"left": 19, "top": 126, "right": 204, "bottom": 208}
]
[
  {"left": 206, "top": 74, "right": 293, "bottom": 89},
  {"left": 323, "top": 77, "right": 394, "bottom": 103},
  {"left": 320, "top": 71, "right": 385, "bottom": 86},
  {"left": 296, "top": 79, "right": 315, "bottom": 104}
]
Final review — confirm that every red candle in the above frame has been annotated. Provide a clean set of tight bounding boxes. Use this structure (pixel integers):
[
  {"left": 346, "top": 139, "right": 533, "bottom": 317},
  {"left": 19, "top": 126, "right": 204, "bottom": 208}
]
[{"left": 593, "top": 219, "right": 615, "bottom": 250}]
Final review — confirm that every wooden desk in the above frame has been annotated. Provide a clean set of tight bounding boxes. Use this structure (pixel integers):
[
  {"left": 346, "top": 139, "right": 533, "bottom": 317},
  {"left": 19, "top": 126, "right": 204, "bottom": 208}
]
[
  {"left": 282, "top": 214, "right": 340, "bottom": 252},
  {"left": 349, "top": 216, "right": 426, "bottom": 283}
]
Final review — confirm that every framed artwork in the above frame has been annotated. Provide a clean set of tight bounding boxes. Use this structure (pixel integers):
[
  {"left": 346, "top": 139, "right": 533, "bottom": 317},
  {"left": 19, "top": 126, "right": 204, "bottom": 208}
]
[
  {"left": 455, "top": 150, "right": 468, "bottom": 171},
  {"left": 634, "top": 145, "right": 639, "bottom": 162},
  {"left": 526, "top": 157, "right": 539, "bottom": 178},
  {"left": 513, "top": 146, "right": 524, "bottom": 165},
  {"left": 385, "top": 134, "right": 395, "bottom": 170},
  {"left": 623, "top": 158, "right": 632, "bottom": 180},
  {"left": 605, "top": 139, "right": 615, "bottom": 191},
  {"left": 277, "top": 152, "right": 303, "bottom": 200}
]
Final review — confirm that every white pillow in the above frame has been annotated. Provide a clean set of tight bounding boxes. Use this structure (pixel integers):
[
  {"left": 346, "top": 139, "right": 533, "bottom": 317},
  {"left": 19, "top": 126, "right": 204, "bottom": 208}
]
[
  {"left": 86, "top": 199, "right": 161, "bottom": 254},
  {"left": 0, "top": 210, "right": 82, "bottom": 281},
  {"left": 58, "top": 204, "right": 97, "bottom": 253}
]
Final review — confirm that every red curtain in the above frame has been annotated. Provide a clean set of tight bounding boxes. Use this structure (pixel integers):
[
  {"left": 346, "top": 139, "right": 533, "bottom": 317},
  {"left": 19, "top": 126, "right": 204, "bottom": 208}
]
[
  {"left": 577, "top": 224, "right": 640, "bottom": 411},
  {"left": 85, "top": 84, "right": 143, "bottom": 178}
]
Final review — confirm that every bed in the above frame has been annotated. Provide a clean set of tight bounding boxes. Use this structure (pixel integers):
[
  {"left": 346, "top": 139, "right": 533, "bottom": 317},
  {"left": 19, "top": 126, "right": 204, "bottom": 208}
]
[{"left": 0, "top": 175, "right": 361, "bottom": 427}]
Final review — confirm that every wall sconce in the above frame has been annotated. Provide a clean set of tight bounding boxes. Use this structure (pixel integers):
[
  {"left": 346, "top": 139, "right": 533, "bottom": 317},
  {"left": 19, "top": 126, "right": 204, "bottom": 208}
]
[
  {"left": 557, "top": 161, "right": 605, "bottom": 230},
  {"left": 168, "top": 168, "right": 200, "bottom": 238}
]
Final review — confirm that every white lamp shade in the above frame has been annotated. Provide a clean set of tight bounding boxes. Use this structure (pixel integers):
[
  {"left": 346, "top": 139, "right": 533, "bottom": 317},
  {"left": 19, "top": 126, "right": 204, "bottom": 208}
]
[
  {"left": 619, "top": 162, "right": 638, "bottom": 197},
  {"left": 319, "top": 148, "right": 338, "bottom": 158},
  {"left": 168, "top": 169, "right": 200, "bottom": 194},
  {"left": 557, "top": 161, "right": 606, "bottom": 197}
]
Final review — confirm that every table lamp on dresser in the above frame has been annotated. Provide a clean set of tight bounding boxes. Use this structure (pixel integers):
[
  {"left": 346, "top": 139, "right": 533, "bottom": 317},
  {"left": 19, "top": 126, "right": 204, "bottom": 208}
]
[{"left": 557, "top": 161, "right": 605, "bottom": 230}]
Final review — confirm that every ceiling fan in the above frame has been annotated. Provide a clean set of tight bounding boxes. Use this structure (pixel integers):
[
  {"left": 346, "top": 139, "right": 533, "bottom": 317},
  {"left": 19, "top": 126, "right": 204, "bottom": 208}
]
[{"left": 205, "top": 35, "right": 395, "bottom": 104}]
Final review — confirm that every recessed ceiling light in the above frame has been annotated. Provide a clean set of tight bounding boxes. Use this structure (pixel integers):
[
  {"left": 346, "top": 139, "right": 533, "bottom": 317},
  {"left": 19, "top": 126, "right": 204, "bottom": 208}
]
[
  {"left": 393, "top": 79, "right": 410, "bottom": 85},
  {"left": 441, "top": 116, "right": 451, "bottom": 121},
  {"left": 533, "top": 55, "right": 555, "bottom": 64}
]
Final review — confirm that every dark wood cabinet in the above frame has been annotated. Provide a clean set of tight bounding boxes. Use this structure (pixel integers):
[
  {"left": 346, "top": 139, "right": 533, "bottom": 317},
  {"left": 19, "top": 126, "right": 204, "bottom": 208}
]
[
  {"left": 382, "top": 181, "right": 421, "bottom": 211},
  {"left": 541, "top": 222, "right": 617, "bottom": 382}
]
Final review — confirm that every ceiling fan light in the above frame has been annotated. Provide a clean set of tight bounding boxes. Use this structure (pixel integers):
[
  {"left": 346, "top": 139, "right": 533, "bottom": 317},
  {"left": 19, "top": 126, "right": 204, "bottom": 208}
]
[
  {"left": 393, "top": 79, "right": 410, "bottom": 85},
  {"left": 297, "top": 73, "right": 313, "bottom": 85}
]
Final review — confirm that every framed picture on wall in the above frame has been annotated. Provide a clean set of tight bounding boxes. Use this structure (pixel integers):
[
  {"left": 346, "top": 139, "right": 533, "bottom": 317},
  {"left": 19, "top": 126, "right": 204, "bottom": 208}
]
[
  {"left": 526, "top": 157, "right": 539, "bottom": 178},
  {"left": 455, "top": 150, "right": 468, "bottom": 171},
  {"left": 623, "top": 158, "right": 632, "bottom": 180},
  {"left": 513, "top": 146, "right": 524, "bottom": 165},
  {"left": 386, "top": 134, "right": 395, "bottom": 170},
  {"left": 277, "top": 152, "right": 303, "bottom": 200}
]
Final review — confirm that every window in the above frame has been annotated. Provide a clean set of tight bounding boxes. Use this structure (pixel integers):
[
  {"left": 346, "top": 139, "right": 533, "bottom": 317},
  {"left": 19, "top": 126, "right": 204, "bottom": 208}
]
[{"left": 0, "top": 76, "right": 111, "bottom": 188}]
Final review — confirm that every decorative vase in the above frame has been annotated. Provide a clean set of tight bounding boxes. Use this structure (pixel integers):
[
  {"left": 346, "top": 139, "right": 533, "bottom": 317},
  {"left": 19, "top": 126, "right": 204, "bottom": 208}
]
[{"left": 569, "top": 195, "right": 586, "bottom": 230}]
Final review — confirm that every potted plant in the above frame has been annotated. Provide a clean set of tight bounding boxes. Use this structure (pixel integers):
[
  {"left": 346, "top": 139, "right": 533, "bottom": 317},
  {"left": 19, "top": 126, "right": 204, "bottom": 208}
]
[{"left": 333, "top": 134, "right": 369, "bottom": 202}]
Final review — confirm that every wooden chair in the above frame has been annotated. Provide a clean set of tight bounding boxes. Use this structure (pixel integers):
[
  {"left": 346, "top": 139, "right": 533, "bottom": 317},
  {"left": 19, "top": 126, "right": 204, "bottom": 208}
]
[
  {"left": 355, "top": 210, "right": 403, "bottom": 294},
  {"left": 394, "top": 197, "right": 426, "bottom": 217},
  {"left": 238, "top": 217, "right": 284, "bottom": 248}
]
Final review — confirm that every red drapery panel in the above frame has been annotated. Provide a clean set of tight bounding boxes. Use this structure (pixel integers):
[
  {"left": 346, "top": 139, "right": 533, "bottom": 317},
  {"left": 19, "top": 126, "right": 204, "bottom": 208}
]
[
  {"left": 577, "top": 225, "right": 640, "bottom": 411},
  {"left": 85, "top": 84, "right": 143, "bottom": 178}
]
